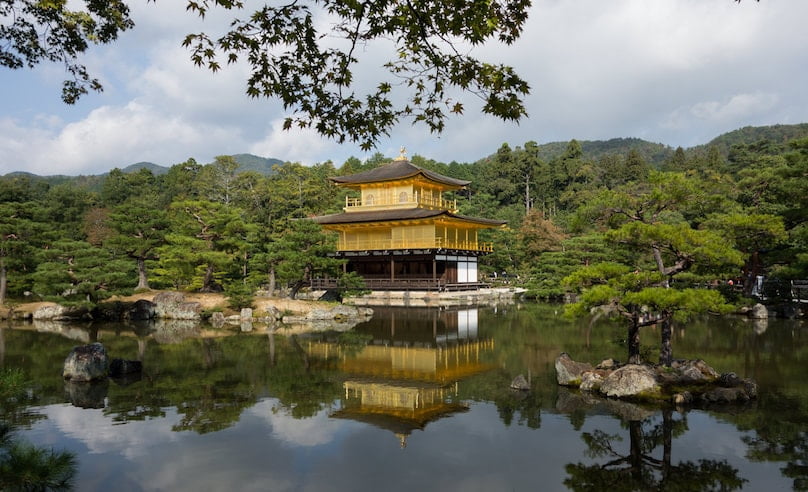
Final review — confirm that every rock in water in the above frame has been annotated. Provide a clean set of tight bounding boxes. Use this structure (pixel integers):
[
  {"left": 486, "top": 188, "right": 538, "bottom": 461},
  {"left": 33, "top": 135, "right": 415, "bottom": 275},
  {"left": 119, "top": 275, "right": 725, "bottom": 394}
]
[
  {"left": 600, "top": 364, "right": 660, "bottom": 398},
  {"left": 510, "top": 374, "right": 530, "bottom": 391},
  {"left": 63, "top": 343, "right": 109, "bottom": 381},
  {"left": 749, "top": 303, "right": 769, "bottom": 319},
  {"left": 555, "top": 353, "right": 594, "bottom": 386}
]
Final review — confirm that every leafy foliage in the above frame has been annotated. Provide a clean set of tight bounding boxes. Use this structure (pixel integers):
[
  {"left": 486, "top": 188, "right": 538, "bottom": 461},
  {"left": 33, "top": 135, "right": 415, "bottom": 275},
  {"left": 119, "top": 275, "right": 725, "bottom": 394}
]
[{"left": 0, "top": 0, "right": 135, "bottom": 103}]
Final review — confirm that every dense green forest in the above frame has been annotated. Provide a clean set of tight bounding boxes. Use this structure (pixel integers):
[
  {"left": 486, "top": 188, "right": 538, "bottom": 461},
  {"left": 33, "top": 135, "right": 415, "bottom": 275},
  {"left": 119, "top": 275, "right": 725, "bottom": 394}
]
[{"left": 0, "top": 125, "right": 806, "bottom": 313}]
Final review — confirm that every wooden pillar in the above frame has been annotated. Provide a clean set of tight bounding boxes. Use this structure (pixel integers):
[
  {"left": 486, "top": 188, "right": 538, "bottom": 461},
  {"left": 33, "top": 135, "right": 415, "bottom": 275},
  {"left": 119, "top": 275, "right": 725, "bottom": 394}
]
[
  {"left": 390, "top": 257, "right": 395, "bottom": 280},
  {"left": 432, "top": 256, "right": 437, "bottom": 289}
]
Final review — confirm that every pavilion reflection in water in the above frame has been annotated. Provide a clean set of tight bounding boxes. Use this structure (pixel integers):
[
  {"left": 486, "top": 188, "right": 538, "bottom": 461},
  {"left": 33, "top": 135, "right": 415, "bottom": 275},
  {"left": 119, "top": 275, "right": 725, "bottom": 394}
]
[{"left": 305, "top": 308, "right": 494, "bottom": 447}]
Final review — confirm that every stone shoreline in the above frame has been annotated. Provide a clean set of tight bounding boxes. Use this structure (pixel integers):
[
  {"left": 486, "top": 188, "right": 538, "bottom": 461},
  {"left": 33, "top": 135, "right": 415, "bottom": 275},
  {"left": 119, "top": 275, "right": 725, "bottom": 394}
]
[{"left": 555, "top": 352, "right": 758, "bottom": 406}]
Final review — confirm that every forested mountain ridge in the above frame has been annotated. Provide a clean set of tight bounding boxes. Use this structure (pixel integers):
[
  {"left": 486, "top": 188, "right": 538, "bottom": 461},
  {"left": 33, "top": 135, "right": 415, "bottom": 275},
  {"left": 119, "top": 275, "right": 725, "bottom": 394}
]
[
  {"left": 698, "top": 123, "right": 808, "bottom": 156},
  {"left": 4, "top": 124, "right": 807, "bottom": 181},
  {"left": 2, "top": 153, "right": 284, "bottom": 181},
  {"left": 496, "top": 137, "right": 674, "bottom": 167},
  {"left": 118, "top": 154, "right": 284, "bottom": 177}
]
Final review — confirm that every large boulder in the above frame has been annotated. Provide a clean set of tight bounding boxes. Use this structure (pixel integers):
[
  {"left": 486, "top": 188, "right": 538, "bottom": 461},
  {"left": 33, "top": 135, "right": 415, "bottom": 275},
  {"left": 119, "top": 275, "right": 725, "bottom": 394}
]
[
  {"left": 63, "top": 343, "right": 109, "bottom": 381},
  {"left": 700, "top": 386, "right": 754, "bottom": 404},
  {"left": 34, "top": 304, "right": 87, "bottom": 321},
  {"left": 555, "top": 352, "right": 594, "bottom": 386},
  {"left": 580, "top": 371, "right": 605, "bottom": 392},
  {"left": 210, "top": 311, "right": 226, "bottom": 327},
  {"left": 600, "top": 364, "right": 660, "bottom": 398},
  {"left": 670, "top": 359, "right": 720, "bottom": 383},
  {"left": 257, "top": 305, "right": 281, "bottom": 322},
  {"left": 283, "top": 305, "right": 373, "bottom": 324},
  {"left": 152, "top": 292, "right": 202, "bottom": 320},
  {"left": 128, "top": 299, "right": 156, "bottom": 320},
  {"left": 749, "top": 303, "right": 769, "bottom": 319},
  {"left": 510, "top": 374, "right": 530, "bottom": 391}
]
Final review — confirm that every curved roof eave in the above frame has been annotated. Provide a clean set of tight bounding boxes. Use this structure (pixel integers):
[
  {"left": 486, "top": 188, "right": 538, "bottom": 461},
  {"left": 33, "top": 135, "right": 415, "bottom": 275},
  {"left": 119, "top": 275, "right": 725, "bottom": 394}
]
[
  {"left": 311, "top": 209, "right": 506, "bottom": 227},
  {"left": 329, "top": 159, "right": 470, "bottom": 188}
]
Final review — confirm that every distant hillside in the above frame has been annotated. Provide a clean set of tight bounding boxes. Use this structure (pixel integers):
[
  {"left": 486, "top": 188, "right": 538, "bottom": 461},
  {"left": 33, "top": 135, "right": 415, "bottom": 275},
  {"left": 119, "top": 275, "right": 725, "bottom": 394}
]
[
  {"left": 4, "top": 171, "right": 102, "bottom": 190},
  {"left": 229, "top": 153, "right": 284, "bottom": 175},
  {"left": 117, "top": 154, "right": 284, "bottom": 177},
  {"left": 120, "top": 162, "right": 169, "bottom": 175},
  {"left": 485, "top": 137, "right": 674, "bottom": 167},
  {"left": 696, "top": 123, "right": 808, "bottom": 156}
]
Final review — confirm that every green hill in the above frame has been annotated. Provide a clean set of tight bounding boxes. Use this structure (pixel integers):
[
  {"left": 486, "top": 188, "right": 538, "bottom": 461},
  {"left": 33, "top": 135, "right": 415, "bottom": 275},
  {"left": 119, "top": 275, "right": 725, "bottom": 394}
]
[
  {"left": 120, "top": 162, "right": 169, "bottom": 175},
  {"left": 228, "top": 153, "right": 284, "bottom": 175},
  {"left": 486, "top": 137, "right": 673, "bottom": 167},
  {"left": 117, "top": 154, "right": 284, "bottom": 177},
  {"left": 696, "top": 123, "right": 808, "bottom": 156}
]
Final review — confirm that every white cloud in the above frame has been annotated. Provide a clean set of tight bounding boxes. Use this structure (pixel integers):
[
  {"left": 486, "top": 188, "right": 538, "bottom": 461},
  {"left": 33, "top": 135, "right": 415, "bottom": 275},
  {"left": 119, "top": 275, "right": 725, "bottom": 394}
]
[
  {"left": 662, "top": 92, "right": 780, "bottom": 133},
  {"left": 247, "top": 399, "right": 345, "bottom": 447},
  {"left": 690, "top": 93, "right": 780, "bottom": 122},
  {"left": 44, "top": 403, "right": 179, "bottom": 459}
]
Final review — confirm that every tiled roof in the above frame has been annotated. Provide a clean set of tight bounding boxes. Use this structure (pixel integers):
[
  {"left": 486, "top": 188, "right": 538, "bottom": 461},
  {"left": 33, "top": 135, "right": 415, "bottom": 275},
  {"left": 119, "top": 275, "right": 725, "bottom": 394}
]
[
  {"left": 312, "top": 208, "right": 506, "bottom": 227},
  {"left": 330, "top": 159, "right": 470, "bottom": 188}
]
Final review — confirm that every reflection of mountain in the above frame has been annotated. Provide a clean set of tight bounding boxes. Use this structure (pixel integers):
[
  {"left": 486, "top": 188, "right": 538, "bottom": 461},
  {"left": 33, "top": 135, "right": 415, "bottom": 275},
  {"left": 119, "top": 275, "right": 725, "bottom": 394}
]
[{"left": 306, "top": 308, "right": 494, "bottom": 446}]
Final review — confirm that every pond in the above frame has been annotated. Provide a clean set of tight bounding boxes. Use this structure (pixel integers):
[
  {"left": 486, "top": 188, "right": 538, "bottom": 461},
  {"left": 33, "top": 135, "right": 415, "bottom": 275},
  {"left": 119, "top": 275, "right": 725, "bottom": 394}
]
[{"left": 1, "top": 303, "right": 806, "bottom": 491}]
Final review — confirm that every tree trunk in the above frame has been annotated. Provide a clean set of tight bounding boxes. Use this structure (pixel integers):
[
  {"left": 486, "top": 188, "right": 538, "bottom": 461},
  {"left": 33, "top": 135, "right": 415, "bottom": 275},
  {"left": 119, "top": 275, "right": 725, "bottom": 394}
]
[
  {"left": 0, "top": 261, "right": 6, "bottom": 306},
  {"left": 628, "top": 317, "right": 642, "bottom": 364},
  {"left": 136, "top": 257, "right": 149, "bottom": 290},
  {"left": 525, "top": 172, "right": 531, "bottom": 213},
  {"left": 268, "top": 266, "right": 276, "bottom": 297},
  {"left": 201, "top": 263, "right": 215, "bottom": 292},
  {"left": 652, "top": 246, "right": 670, "bottom": 287},
  {"left": 659, "top": 316, "right": 673, "bottom": 366},
  {"left": 288, "top": 280, "right": 304, "bottom": 299},
  {"left": 743, "top": 250, "right": 761, "bottom": 296}
]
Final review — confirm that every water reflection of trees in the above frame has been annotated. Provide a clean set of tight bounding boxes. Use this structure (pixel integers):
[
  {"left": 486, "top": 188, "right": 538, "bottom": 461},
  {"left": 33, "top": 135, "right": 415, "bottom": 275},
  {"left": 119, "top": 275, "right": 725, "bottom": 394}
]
[
  {"left": 1, "top": 365, "right": 77, "bottom": 491},
  {"left": 103, "top": 331, "right": 342, "bottom": 431},
  {"left": 564, "top": 410, "right": 747, "bottom": 491},
  {"left": 734, "top": 391, "right": 808, "bottom": 490}
]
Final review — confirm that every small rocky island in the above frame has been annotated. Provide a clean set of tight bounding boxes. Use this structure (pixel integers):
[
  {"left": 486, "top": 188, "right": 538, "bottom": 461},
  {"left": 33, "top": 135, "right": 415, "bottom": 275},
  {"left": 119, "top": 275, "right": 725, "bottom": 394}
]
[{"left": 555, "top": 352, "right": 757, "bottom": 405}]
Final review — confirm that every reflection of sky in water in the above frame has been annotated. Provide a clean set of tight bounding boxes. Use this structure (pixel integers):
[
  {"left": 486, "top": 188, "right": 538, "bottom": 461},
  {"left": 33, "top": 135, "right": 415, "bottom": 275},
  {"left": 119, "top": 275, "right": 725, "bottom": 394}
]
[{"left": 15, "top": 400, "right": 794, "bottom": 491}]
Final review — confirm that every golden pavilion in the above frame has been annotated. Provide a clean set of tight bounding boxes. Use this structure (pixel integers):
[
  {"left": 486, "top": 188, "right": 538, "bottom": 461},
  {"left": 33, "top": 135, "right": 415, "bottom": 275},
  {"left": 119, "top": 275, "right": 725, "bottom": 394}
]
[{"left": 312, "top": 149, "right": 505, "bottom": 291}]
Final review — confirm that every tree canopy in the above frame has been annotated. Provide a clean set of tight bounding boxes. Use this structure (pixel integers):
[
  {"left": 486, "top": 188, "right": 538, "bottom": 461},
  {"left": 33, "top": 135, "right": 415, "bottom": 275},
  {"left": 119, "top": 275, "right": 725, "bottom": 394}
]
[{"left": 2, "top": 0, "right": 530, "bottom": 149}]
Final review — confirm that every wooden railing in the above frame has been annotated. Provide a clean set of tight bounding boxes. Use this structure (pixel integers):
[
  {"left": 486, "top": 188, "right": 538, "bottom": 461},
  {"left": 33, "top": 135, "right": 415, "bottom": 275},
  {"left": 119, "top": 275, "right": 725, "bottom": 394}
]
[
  {"left": 310, "top": 277, "right": 489, "bottom": 292},
  {"left": 344, "top": 194, "right": 457, "bottom": 212},
  {"left": 337, "top": 237, "right": 493, "bottom": 252}
]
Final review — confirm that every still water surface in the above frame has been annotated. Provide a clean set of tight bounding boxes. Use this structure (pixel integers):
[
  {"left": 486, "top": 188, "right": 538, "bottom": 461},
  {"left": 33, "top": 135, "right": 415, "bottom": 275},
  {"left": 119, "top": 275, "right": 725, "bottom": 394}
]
[{"left": 2, "top": 303, "right": 806, "bottom": 491}]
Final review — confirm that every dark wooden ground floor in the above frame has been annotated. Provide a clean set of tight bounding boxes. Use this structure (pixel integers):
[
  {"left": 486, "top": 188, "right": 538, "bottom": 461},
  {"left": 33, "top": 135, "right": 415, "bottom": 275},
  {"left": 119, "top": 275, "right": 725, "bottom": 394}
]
[{"left": 314, "top": 250, "right": 489, "bottom": 292}]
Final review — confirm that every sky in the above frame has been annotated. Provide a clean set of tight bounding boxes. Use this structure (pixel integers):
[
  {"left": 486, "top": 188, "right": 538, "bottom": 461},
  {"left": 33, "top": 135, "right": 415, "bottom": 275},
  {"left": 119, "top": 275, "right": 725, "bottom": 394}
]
[{"left": 1, "top": 0, "right": 807, "bottom": 176}]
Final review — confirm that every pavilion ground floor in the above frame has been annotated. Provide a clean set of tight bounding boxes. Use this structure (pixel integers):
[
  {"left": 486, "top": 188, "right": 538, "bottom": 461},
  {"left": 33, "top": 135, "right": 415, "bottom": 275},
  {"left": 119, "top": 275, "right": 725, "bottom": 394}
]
[{"left": 311, "top": 249, "right": 488, "bottom": 292}]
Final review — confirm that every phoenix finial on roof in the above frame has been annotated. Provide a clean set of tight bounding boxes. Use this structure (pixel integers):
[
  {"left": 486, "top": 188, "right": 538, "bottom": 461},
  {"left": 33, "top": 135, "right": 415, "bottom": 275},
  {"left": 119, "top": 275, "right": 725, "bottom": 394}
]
[{"left": 395, "top": 146, "right": 407, "bottom": 161}]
